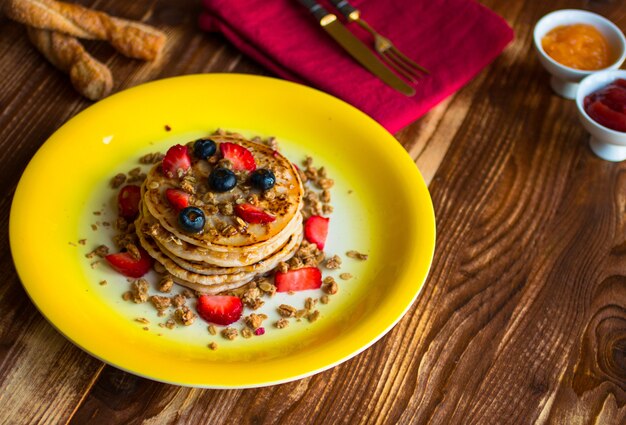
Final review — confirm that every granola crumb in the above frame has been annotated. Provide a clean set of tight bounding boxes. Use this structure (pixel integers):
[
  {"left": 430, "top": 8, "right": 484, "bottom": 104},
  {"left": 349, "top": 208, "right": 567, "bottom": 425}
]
[
  {"left": 99, "top": 280, "right": 108, "bottom": 286},
  {"left": 320, "top": 294, "right": 330, "bottom": 304},
  {"left": 305, "top": 297, "right": 317, "bottom": 310},
  {"left": 85, "top": 244, "right": 109, "bottom": 259},
  {"left": 111, "top": 173, "right": 126, "bottom": 188},
  {"left": 244, "top": 313, "right": 268, "bottom": 330},
  {"left": 346, "top": 250, "right": 368, "bottom": 261},
  {"left": 171, "top": 294, "right": 186, "bottom": 308},
  {"left": 163, "top": 319, "right": 176, "bottom": 329},
  {"left": 150, "top": 295, "right": 171, "bottom": 312},
  {"left": 278, "top": 304, "right": 297, "bottom": 318},
  {"left": 241, "top": 328, "right": 253, "bottom": 339},
  {"left": 174, "top": 306, "right": 196, "bottom": 326},
  {"left": 129, "top": 279, "right": 149, "bottom": 303},
  {"left": 322, "top": 277, "right": 338, "bottom": 295},
  {"left": 339, "top": 273, "right": 353, "bottom": 280},
  {"left": 307, "top": 310, "right": 320, "bottom": 323},
  {"left": 221, "top": 327, "right": 238, "bottom": 340},
  {"left": 325, "top": 255, "right": 342, "bottom": 269},
  {"left": 135, "top": 317, "right": 149, "bottom": 324},
  {"left": 208, "top": 341, "right": 218, "bottom": 350},
  {"left": 158, "top": 274, "right": 174, "bottom": 293},
  {"left": 208, "top": 325, "right": 217, "bottom": 335},
  {"left": 275, "top": 318, "right": 289, "bottom": 329}
]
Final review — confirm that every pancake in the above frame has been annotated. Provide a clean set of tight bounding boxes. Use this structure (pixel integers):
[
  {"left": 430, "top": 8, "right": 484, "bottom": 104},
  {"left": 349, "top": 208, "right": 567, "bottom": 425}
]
[
  {"left": 142, "top": 133, "right": 303, "bottom": 251},
  {"left": 136, "top": 227, "right": 303, "bottom": 286},
  {"left": 137, "top": 222, "right": 302, "bottom": 277},
  {"left": 138, "top": 202, "right": 304, "bottom": 267}
]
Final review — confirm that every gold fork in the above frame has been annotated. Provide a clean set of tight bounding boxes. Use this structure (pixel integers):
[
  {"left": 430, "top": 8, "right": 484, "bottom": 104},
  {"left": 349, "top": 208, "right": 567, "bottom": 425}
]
[{"left": 329, "top": 0, "right": 429, "bottom": 82}]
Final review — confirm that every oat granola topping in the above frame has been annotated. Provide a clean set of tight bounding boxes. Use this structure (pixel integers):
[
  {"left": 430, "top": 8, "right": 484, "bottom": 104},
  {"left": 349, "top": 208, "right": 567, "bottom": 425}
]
[
  {"left": 241, "top": 328, "right": 253, "bottom": 339},
  {"left": 277, "top": 304, "right": 297, "bottom": 318},
  {"left": 339, "top": 273, "right": 353, "bottom": 280},
  {"left": 322, "top": 277, "right": 338, "bottom": 295},
  {"left": 171, "top": 294, "right": 186, "bottom": 308},
  {"left": 244, "top": 313, "right": 268, "bottom": 330},
  {"left": 275, "top": 318, "right": 289, "bottom": 329},
  {"left": 111, "top": 173, "right": 126, "bottom": 188},
  {"left": 346, "top": 250, "right": 368, "bottom": 260},
  {"left": 158, "top": 275, "right": 174, "bottom": 293},
  {"left": 325, "top": 255, "right": 342, "bottom": 270},
  {"left": 128, "top": 279, "right": 149, "bottom": 303},
  {"left": 208, "top": 341, "right": 218, "bottom": 350},
  {"left": 150, "top": 295, "right": 171, "bottom": 312},
  {"left": 175, "top": 306, "right": 196, "bottom": 326},
  {"left": 221, "top": 327, "right": 238, "bottom": 340},
  {"left": 307, "top": 310, "right": 320, "bottom": 323}
]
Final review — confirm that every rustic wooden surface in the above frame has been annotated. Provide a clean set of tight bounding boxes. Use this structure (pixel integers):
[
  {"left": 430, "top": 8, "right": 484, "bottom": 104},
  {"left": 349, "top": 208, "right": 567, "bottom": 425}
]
[{"left": 1, "top": 0, "right": 625, "bottom": 423}]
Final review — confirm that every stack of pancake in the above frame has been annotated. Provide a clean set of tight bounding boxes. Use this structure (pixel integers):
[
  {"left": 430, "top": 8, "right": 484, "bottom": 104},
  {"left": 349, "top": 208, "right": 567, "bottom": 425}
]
[{"left": 135, "top": 133, "right": 304, "bottom": 294}]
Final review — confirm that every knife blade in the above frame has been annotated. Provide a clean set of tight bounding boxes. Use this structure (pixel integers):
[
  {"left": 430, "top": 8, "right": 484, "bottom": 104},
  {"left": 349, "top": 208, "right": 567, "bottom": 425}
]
[{"left": 295, "top": 0, "right": 415, "bottom": 96}]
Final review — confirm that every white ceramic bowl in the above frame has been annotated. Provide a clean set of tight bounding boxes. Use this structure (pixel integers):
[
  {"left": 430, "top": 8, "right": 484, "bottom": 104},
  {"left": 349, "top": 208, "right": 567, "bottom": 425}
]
[
  {"left": 576, "top": 69, "right": 626, "bottom": 161},
  {"left": 533, "top": 9, "right": 626, "bottom": 99}
]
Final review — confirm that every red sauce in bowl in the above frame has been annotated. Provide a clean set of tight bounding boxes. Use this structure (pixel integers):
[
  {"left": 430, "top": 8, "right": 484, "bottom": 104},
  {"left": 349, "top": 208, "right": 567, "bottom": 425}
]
[{"left": 583, "top": 79, "right": 626, "bottom": 132}]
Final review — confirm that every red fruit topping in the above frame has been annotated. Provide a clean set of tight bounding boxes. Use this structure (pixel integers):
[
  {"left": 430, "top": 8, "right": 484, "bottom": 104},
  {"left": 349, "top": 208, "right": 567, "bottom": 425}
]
[
  {"left": 220, "top": 142, "right": 256, "bottom": 171},
  {"left": 162, "top": 144, "right": 191, "bottom": 178},
  {"left": 105, "top": 247, "right": 153, "bottom": 278},
  {"left": 165, "top": 188, "right": 190, "bottom": 211},
  {"left": 235, "top": 203, "right": 276, "bottom": 224},
  {"left": 196, "top": 295, "right": 243, "bottom": 326},
  {"left": 117, "top": 184, "right": 141, "bottom": 219},
  {"left": 254, "top": 327, "right": 265, "bottom": 336},
  {"left": 275, "top": 267, "right": 322, "bottom": 292},
  {"left": 304, "top": 215, "right": 329, "bottom": 250}
]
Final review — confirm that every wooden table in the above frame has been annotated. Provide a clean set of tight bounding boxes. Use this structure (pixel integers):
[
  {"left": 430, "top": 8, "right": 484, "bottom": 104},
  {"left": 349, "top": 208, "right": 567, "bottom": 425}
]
[{"left": 1, "top": 0, "right": 625, "bottom": 423}]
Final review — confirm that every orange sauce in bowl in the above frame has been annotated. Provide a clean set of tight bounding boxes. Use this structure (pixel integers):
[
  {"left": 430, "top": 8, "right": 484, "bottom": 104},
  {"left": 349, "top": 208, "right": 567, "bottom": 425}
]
[{"left": 541, "top": 24, "right": 612, "bottom": 70}]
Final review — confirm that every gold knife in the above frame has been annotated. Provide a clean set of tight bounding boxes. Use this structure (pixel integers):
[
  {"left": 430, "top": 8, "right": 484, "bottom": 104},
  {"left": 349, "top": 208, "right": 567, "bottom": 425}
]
[{"left": 295, "top": 0, "right": 415, "bottom": 96}]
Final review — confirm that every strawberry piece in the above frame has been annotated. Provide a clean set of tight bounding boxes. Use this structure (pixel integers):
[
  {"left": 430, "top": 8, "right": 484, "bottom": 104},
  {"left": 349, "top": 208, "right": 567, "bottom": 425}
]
[
  {"left": 220, "top": 142, "right": 256, "bottom": 171},
  {"left": 162, "top": 144, "right": 191, "bottom": 178},
  {"left": 275, "top": 267, "right": 322, "bottom": 292},
  {"left": 304, "top": 215, "right": 329, "bottom": 250},
  {"left": 117, "top": 184, "right": 141, "bottom": 219},
  {"left": 235, "top": 203, "right": 276, "bottom": 224},
  {"left": 165, "top": 188, "right": 190, "bottom": 211},
  {"left": 196, "top": 295, "right": 243, "bottom": 325},
  {"left": 105, "top": 247, "right": 153, "bottom": 278}
]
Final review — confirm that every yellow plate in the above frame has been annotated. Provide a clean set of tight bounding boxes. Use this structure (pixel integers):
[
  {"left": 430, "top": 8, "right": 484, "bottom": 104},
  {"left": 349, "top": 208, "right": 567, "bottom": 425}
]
[{"left": 10, "top": 74, "right": 435, "bottom": 388}]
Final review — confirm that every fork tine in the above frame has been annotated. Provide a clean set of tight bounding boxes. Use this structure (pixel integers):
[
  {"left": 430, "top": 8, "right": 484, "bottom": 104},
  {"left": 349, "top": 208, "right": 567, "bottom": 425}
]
[
  {"left": 388, "top": 47, "right": 430, "bottom": 76},
  {"left": 379, "top": 52, "right": 418, "bottom": 83},
  {"left": 385, "top": 50, "right": 423, "bottom": 81}
]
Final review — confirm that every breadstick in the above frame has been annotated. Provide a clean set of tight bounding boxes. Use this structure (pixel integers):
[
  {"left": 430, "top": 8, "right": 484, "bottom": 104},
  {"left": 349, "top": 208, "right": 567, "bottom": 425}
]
[
  {"left": 27, "top": 27, "right": 113, "bottom": 100},
  {"left": 6, "top": 0, "right": 165, "bottom": 60}
]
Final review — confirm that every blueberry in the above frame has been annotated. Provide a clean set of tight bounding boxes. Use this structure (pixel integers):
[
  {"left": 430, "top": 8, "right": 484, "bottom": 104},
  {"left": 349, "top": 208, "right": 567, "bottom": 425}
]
[
  {"left": 209, "top": 167, "right": 237, "bottom": 192},
  {"left": 178, "top": 207, "right": 205, "bottom": 233},
  {"left": 249, "top": 168, "right": 276, "bottom": 191},
  {"left": 193, "top": 138, "right": 217, "bottom": 159}
]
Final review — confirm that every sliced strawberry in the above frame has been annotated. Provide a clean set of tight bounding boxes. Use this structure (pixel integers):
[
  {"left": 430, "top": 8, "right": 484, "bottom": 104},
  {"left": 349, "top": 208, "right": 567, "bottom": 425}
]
[
  {"left": 304, "top": 215, "right": 329, "bottom": 250},
  {"left": 165, "top": 188, "right": 190, "bottom": 211},
  {"left": 117, "top": 184, "right": 141, "bottom": 219},
  {"left": 220, "top": 142, "right": 256, "bottom": 171},
  {"left": 275, "top": 267, "right": 322, "bottom": 292},
  {"left": 196, "top": 295, "right": 243, "bottom": 325},
  {"left": 235, "top": 203, "right": 276, "bottom": 224},
  {"left": 162, "top": 144, "right": 191, "bottom": 178},
  {"left": 105, "top": 247, "right": 153, "bottom": 278}
]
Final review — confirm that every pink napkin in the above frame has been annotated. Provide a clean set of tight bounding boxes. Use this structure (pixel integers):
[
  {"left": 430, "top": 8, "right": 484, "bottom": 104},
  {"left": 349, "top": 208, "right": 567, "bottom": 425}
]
[{"left": 199, "top": 0, "right": 513, "bottom": 134}]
